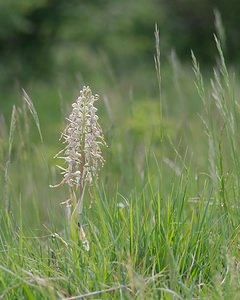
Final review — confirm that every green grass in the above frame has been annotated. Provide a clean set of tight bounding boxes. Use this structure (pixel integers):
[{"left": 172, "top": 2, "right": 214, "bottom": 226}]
[{"left": 1, "top": 35, "right": 240, "bottom": 299}]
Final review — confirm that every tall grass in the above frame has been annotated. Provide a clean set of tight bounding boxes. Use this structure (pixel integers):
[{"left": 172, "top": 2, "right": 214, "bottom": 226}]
[{"left": 1, "top": 35, "right": 240, "bottom": 299}]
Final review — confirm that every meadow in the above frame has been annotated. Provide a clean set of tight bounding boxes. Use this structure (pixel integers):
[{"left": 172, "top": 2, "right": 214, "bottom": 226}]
[{"left": 1, "top": 30, "right": 240, "bottom": 299}]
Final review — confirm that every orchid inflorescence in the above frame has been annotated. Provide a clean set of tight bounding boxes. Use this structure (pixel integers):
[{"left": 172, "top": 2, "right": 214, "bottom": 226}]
[
  {"left": 55, "top": 86, "right": 106, "bottom": 188},
  {"left": 52, "top": 86, "right": 107, "bottom": 251}
]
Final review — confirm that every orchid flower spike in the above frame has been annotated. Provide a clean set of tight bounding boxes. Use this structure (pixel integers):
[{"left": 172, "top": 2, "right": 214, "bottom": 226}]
[{"left": 54, "top": 86, "right": 107, "bottom": 188}]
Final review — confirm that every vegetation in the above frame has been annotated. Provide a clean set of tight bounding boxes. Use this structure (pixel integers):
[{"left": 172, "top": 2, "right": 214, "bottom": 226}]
[
  {"left": 1, "top": 15, "right": 240, "bottom": 297},
  {"left": 1, "top": 0, "right": 240, "bottom": 86}
]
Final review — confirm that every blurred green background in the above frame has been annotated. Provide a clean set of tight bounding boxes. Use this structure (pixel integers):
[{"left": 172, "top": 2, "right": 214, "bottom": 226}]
[
  {"left": 0, "top": 0, "right": 240, "bottom": 228},
  {"left": 1, "top": 0, "right": 240, "bottom": 87}
]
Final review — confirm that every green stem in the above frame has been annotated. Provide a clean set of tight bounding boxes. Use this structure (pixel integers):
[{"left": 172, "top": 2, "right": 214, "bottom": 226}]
[{"left": 78, "top": 182, "right": 87, "bottom": 226}]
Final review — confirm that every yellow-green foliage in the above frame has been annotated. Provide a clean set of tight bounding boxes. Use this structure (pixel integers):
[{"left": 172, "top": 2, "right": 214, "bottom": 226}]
[{"left": 126, "top": 99, "right": 177, "bottom": 143}]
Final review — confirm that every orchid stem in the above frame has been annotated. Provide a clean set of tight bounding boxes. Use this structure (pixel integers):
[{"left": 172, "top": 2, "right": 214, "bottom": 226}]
[{"left": 78, "top": 182, "right": 87, "bottom": 226}]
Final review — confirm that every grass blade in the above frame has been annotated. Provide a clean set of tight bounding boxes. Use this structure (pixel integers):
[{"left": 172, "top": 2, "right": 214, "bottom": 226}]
[{"left": 22, "top": 89, "right": 43, "bottom": 142}]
